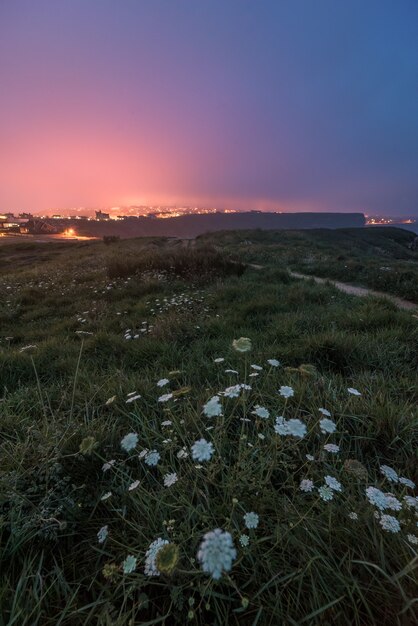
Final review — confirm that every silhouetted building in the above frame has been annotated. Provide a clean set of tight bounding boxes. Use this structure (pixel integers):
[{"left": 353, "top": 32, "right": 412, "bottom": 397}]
[{"left": 24, "top": 220, "right": 58, "bottom": 234}]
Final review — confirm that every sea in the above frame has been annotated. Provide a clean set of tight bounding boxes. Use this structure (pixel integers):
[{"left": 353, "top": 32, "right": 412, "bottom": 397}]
[
  {"left": 367, "top": 223, "right": 418, "bottom": 236},
  {"left": 391, "top": 223, "right": 418, "bottom": 235}
]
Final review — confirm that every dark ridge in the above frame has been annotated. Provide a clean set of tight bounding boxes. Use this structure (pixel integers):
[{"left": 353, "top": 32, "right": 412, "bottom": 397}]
[{"left": 45, "top": 211, "right": 365, "bottom": 239}]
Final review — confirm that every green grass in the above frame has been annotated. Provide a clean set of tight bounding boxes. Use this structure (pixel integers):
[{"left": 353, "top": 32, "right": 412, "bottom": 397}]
[
  {"left": 0, "top": 232, "right": 417, "bottom": 625},
  {"left": 106, "top": 243, "right": 246, "bottom": 280},
  {"left": 200, "top": 227, "right": 418, "bottom": 302}
]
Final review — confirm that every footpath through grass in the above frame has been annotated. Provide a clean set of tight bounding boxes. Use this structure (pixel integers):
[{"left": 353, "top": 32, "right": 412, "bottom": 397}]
[
  {"left": 202, "top": 226, "right": 418, "bottom": 303},
  {"left": 0, "top": 234, "right": 417, "bottom": 625}
]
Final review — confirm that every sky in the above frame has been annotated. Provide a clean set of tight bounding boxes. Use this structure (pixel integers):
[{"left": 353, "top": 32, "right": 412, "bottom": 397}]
[{"left": 1, "top": 0, "right": 418, "bottom": 216}]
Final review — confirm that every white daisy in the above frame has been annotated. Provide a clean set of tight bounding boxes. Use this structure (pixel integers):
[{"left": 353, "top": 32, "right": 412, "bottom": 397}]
[
  {"left": 163, "top": 472, "right": 178, "bottom": 487},
  {"left": 158, "top": 393, "right": 173, "bottom": 403},
  {"left": 279, "top": 385, "right": 294, "bottom": 398}
]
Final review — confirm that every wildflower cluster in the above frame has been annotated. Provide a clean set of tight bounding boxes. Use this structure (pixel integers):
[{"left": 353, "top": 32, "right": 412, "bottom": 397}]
[
  {"left": 197, "top": 529, "right": 237, "bottom": 580},
  {"left": 102, "top": 344, "right": 418, "bottom": 587}
]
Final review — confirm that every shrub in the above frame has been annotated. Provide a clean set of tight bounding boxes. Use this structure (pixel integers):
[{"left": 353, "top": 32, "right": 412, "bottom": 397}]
[
  {"left": 103, "top": 235, "right": 120, "bottom": 244},
  {"left": 106, "top": 246, "right": 246, "bottom": 281}
]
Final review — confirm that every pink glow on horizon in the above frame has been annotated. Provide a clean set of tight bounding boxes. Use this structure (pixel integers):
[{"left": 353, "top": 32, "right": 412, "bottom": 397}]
[{"left": 2, "top": 2, "right": 416, "bottom": 216}]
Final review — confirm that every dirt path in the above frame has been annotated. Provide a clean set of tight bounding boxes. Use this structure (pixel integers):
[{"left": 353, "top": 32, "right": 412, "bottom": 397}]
[
  {"left": 288, "top": 270, "right": 417, "bottom": 311},
  {"left": 174, "top": 248, "right": 417, "bottom": 312},
  {"left": 179, "top": 238, "right": 196, "bottom": 248}
]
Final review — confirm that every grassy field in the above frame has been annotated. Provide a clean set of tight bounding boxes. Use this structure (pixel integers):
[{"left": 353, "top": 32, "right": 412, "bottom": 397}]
[
  {"left": 202, "top": 226, "right": 418, "bottom": 303},
  {"left": 1, "top": 230, "right": 417, "bottom": 625}
]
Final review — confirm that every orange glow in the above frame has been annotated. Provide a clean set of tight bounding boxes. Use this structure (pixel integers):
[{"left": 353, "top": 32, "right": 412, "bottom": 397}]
[
  {"left": 153, "top": 207, "right": 233, "bottom": 219},
  {"left": 57, "top": 230, "right": 97, "bottom": 241},
  {"left": 366, "top": 217, "right": 416, "bottom": 226}
]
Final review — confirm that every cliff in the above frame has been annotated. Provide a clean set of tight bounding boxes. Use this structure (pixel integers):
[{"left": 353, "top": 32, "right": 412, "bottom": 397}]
[{"left": 49, "top": 212, "right": 365, "bottom": 239}]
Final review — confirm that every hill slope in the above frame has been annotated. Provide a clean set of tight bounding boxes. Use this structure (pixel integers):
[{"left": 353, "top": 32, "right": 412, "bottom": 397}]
[
  {"left": 201, "top": 226, "right": 418, "bottom": 302},
  {"left": 0, "top": 233, "right": 417, "bottom": 625}
]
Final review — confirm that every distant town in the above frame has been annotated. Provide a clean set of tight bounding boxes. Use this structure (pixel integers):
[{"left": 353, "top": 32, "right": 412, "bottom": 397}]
[
  {"left": 0, "top": 207, "right": 238, "bottom": 236},
  {"left": 0, "top": 207, "right": 416, "bottom": 239}
]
